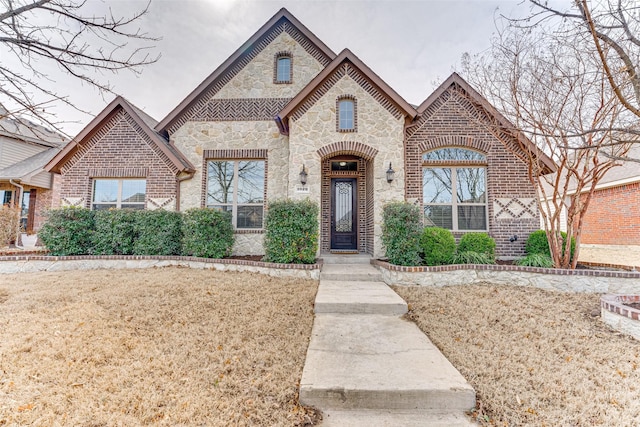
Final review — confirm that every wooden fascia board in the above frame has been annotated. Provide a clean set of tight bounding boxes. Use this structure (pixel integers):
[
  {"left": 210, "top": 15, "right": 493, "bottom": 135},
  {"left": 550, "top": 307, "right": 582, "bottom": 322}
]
[
  {"left": 277, "top": 49, "right": 417, "bottom": 130},
  {"left": 155, "top": 8, "right": 337, "bottom": 133},
  {"left": 417, "top": 72, "right": 557, "bottom": 175},
  {"left": 46, "top": 97, "right": 195, "bottom": 174}
]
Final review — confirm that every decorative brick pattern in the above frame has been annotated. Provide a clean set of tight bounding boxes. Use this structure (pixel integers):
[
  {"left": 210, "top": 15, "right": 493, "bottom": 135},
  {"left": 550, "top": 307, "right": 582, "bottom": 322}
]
[
  {"left": 61, "top": 197, "right": 85, "bottom": 207},
  {"left": 147, "top": 197, "right": 176, "bottom": 211},
  {"left": 193, "top": 98, "right": 292, "bottom": 121},
  {"left": 405, "top": 83, "right": 539, "bottom": 259},
  {"left": 494, "top": 198, "right": 537, "bottom": 220},
  {"left": 290, "top": 63, "right": 403, "bottom": 121},
  {"left": 168, "top": 20, "right": 331, "bottom": 134},
  {"left": 316, "top": 141, "right": 378, "bottom": 161}
]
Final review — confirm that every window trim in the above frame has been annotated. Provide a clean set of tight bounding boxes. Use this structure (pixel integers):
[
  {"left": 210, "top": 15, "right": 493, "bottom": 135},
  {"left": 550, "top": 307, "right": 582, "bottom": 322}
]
[
  {"left": 205, "top": 159, "right": 266, "bottom": 230},
  {"left": 274, "top": 52, "right": 292, "bottom": 84},
  {"left": 336, "top": 96, "right": 357, "bottom": 132},
  {"left": 91, "top": 178, "right": 147, "bottom": 210},
  {"left": 422, "top": 148, "right": 488, "bottom": 232}
]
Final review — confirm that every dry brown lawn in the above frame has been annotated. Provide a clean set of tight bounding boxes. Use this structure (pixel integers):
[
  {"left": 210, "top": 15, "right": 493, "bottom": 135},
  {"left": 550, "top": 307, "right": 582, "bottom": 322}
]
[
  {"left": 0, "top": 267, "right": 319, "bottom": 426},
  {"left": 394, "top": 284, "right": 640, "bottom": 426}
]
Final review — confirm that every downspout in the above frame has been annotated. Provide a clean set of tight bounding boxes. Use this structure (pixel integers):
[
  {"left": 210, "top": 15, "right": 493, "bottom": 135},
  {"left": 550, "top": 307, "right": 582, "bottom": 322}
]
[{"left": 9, "top": 179, "right": 24, "bottom": 247}]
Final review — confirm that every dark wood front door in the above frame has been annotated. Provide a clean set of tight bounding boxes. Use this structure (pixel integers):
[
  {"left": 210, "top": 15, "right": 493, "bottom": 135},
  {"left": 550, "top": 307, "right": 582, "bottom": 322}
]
[{"left": 331, "top": 178, "right": 357, "bottom": 250}]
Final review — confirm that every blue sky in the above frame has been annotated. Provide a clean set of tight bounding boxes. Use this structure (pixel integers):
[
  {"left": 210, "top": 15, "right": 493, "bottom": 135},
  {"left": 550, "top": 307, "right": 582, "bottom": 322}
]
[{"left": 7, "top": 0, "right": 556, "bottom": 135}]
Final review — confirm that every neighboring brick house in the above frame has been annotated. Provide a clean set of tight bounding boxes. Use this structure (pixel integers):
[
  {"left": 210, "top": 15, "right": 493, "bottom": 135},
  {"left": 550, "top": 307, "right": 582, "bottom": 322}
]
[
  {"left": 0, "top": 104, "right": 67, "bottom": 234},
  {"left": 548, "top": 145, "right": 640, "bottom": 246},
  {"left": 46, "top": 8, "right": 555, "bottom": 259}
]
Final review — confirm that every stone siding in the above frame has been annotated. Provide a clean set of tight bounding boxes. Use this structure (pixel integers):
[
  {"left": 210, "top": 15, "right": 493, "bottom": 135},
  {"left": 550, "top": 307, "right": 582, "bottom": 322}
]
[
  {"left": 288, "top": 73, "right": 406, "bottom": 258},
  {"left": 406, "top": 84, "right": 539, "bottom": 259},
  {"left": 213, "top": 31, "right": 325, "bottom": 100},
  {"left": 58, "top": 108, "right": 178, "bottom": 209}
]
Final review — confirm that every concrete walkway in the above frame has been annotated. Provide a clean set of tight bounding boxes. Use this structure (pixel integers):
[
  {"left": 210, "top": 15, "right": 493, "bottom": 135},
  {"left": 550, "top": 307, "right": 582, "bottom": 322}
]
[{"left": 300, "top": 257, "right": 476, "bottom": 426}]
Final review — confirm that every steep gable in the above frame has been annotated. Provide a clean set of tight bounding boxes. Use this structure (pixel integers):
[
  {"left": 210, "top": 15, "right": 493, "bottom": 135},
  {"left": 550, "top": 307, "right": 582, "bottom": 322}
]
[
  {"left": 276, "top": 49, "right": 417, "bottom": 134},
  {"left": 156, "top": 8, "right": 336, "bottom": 135},
  {"left": 46, "top": 96, "right": 194, "bottom": 175},
  {"left": 411, "top": 73, "right": 555, "bottom": 175}
]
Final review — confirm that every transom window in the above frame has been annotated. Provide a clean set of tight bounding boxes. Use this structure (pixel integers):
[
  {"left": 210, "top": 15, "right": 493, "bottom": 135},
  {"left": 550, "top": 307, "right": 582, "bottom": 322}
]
[
  {"left": 206, "top": 160, "right": 265, "bottom": 229},
  {"left": 92, "top": 179, "right": 146, "bottom": 210},
  {"left": 275, "top": 55, "right": 291, "bottom": 83},
  {"left": 422, "top": 148, "right": 487, "bottom": 231},
  {"left": 338, "top": 98, "right": 355, "bottom": 131}
]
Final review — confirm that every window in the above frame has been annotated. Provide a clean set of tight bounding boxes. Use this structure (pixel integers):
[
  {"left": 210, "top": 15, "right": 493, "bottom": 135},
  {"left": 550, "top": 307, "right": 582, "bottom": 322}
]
[
  {"left": 92, "top": 179, "right": 146, "bottom": 210},
  {"left": 20, "top": 191, "right": 29, "bottom": 230},
  {"left": 206, "top": 160, "right": 265, "bottom": 229},
  {"left": 338, "top": 98, "right": 355, "bottom": 131},
  {"left": 422, "top": 148, "right": 487, "bottom": 231},
  {"left": 0, "top": 190, "right": 13, "bottom": 206},
  {"left": 275, "top": 55, "right": 291, "bottom": 83}
]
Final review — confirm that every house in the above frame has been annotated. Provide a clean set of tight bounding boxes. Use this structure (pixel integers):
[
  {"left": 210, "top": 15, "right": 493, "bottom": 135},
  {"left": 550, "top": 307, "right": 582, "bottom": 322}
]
[
  {"left": 541, "top": 144, "right": 640, "bottom": 246},
  {"left": 0, "top": 104, "right": 67, "bottom": 234},
  {"left": 45, "top": 8, "right": 554, "bottom": 259}
]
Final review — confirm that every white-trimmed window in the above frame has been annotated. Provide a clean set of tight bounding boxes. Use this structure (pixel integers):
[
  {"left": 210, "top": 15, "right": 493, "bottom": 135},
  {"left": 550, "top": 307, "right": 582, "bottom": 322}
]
[
  {"left": 0, "top": 190, "right": 13, "bottom": 206},
  {"left": 276, "top": 56, "right": 291, "bottom": 83},
  {"left": 206, "top": 160, "right": 265, "bottom": 229},
  {"left": 422, "top": 148, "right": 487, "bottom": 231},
  {"left": 338, "top": 98, "right": 355, "bottom": 131},
  {"left": 92, "top": 179, "right": 146, "bottom": 210}
]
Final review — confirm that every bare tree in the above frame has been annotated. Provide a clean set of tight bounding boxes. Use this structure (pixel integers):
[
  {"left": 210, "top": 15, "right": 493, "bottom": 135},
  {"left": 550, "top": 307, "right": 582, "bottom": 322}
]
[
  {"left": 0, "top": 0, "right": 159, "bottom": 135},
  {"left": 462, "top": 19, "right": 635, "bottom": 268}
]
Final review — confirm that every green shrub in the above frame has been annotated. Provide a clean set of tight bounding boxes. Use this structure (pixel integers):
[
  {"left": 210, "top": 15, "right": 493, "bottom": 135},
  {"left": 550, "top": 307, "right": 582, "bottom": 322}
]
[
  {"left": 516, "top": 253, "right": 554, "bottom": 268},
  {"left": 182, "top": 208, "right": 234, "bottom": 258},
  {"left": 264, "top": 199, "right": 318, "bottom": 264},
  {"left": 452, "top": 251, "right": 495, "bottom": 265},
  {"left": 525, "top": 230, "right": 576, "bottom": 259},
  {"left": 420, "top": 227, "right": 456, "bottom": 266},
  {"left": 381, "top": 202, "right": 422, "bottom": 266},
  {"left": 93, "top": 209, "right": 137, "bottom": 255},
  {"left": 0, "top": 206, "right": 20, "bottom": 247},
  {"left": 134, "top": 210, "right": 183, "bottom": 256},
  {"left": 457, "top": 232, "right": 496, "bottom": 259},
  {"left": 39, "top": 207, "right": 95, "bottom": 255}
]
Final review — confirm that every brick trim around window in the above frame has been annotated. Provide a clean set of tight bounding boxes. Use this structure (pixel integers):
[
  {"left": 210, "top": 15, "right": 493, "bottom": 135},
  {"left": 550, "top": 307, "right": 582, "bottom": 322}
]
[
  {"left": 336, "top": 95, "right": 357, "bottom": 133},
  {"left": 274, "top": 51, "right": 293, "bottom": 84}
]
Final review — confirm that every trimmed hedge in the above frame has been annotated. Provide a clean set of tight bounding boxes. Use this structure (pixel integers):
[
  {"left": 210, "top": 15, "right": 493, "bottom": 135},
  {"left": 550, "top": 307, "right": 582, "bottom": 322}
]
[
  {"left": 526, "top": 229, "right": 575, "bottom": 259},
  {"left": 381, "top": 202, "right": 422, "bottom": 266},
  {"left": 93, "top": 210, "right": 137, "bottom": 255},
  {"left": 39, "top": 207, "right": 95, "bottom": 255},
  {"left": 135, "top": 210, "right": 183, "bottom": 256},
  {"left": 420, "top": 227, "right": 456, "bottom": 266},
  {"left": 181, "top": 208, "right": 234, "bottom": 258},
  {"left": 264, "top": 199, "right": 318, "bottom": 264},
  {"left": 457, "top": 232, "right": 496, "bottom": 260}
]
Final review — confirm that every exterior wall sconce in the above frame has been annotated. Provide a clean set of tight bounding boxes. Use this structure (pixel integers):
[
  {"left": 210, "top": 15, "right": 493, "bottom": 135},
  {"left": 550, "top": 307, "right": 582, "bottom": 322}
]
[
  {"left": 386, "top": 162, "right": 395, "bottom": 183},
  {"left": 299, "top": 164, "right": 308, "bottom": 185}
]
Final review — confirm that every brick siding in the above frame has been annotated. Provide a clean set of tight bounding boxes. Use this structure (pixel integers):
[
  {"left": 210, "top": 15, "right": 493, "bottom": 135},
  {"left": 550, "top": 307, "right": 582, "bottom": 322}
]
[
  {"left": 580, "top": 182, "right": 640, "bottom": 245},
  {"left": 405, "top": 83, "right": 539, "bottom": 258},
  {"left": 59, "top": 108, "right": 178, "bottom": 208}
]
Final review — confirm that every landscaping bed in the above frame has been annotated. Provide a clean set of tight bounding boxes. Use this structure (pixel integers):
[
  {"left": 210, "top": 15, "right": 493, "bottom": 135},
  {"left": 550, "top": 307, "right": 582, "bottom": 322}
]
[
  {"left": 394, "top": 283, "right": 640, "bottom": 426},
  {"left": 0, "top": 267, "right": 320, "bottom": 426}
]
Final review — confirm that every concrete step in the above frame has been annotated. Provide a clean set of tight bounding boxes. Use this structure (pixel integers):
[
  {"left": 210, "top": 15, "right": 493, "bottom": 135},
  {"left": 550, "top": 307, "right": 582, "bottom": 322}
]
[
  {"left": 322, "top": 254, "right": 372, "bottom": 264},
  {"left": 320, "top": 409, "right": 476, "bottom": 426},
  {"left": 320, "top": 264, "right": 383, "bottom": 282},
  {"left": 315, "top": 280, "right": 407, "bottom": 315},
  {"left": 300, "top": 314, "right": 475, "bottom": 411}
]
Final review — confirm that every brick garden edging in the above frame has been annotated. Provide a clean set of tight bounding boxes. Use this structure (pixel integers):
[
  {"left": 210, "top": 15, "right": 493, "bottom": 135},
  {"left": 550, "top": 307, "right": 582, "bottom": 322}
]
[
  {"left": 372, "top": 260, "right": 640, "bottom": 294},
  {"left": 600, "top": 295, "right": 640, "bottom": 341},
  {"left": 0, "top": 255, "right": 321, "bottom": 280}
]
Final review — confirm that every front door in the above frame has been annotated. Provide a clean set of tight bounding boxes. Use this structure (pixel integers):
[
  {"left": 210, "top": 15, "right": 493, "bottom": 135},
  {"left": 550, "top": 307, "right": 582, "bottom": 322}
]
[{"left": 331, "top": 178, "right": 357, "bottom": 250}]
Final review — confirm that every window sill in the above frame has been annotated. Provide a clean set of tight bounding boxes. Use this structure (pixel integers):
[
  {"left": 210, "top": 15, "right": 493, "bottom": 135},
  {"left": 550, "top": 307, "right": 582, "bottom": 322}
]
[{"left": 234, "top": 229, "right": 264, "bottom": 234}]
